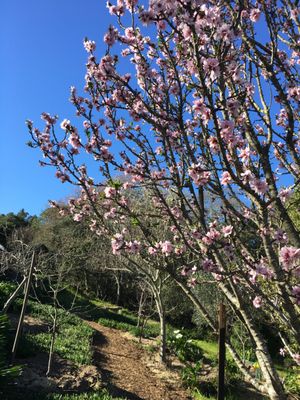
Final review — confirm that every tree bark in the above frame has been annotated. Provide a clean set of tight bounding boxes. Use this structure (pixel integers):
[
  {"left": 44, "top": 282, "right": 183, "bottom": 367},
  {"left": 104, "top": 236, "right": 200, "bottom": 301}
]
[{"left": 152, "top": 287, "right": 167, "bottom": 364}]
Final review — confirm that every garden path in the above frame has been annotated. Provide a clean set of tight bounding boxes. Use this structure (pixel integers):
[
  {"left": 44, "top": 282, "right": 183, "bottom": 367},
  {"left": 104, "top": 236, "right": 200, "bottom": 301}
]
[{"left": 86, "top": 320, "right": 191, "bottom": 400}]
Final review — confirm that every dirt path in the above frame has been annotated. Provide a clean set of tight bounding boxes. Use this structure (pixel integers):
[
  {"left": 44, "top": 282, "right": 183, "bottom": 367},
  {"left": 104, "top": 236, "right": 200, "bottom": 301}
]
[{"left": 86, "top": 320, "right": 191, "bottom": 400}]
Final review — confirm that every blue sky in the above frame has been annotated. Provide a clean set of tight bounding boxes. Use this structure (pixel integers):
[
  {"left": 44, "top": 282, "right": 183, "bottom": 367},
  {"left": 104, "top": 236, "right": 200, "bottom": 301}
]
[{"left": 0, "top": 0, "right": 113, "bottom": 216}]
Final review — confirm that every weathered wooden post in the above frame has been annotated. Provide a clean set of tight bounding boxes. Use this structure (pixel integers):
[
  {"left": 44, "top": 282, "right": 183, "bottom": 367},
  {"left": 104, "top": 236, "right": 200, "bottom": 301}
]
[
  {"left": 217, "top": 303, "right": 226, "bottom": 400},
  {"left": 2, "top": 276, "right": 27, "bottom": 313},
  {"left": 11, "top": 251, "right": 36, "bottom": 362}
]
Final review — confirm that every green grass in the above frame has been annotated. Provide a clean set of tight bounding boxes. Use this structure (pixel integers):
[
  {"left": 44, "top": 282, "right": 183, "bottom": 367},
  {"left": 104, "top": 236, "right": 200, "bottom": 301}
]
[
  {"left": 47, "top": 389, "right": 126, "bottom": 400},
  {"left": 193, "top": 340, "right": 218, "bottom": 361},
  {"left": 3, "top": 388, "right": 127, "bottom": 400},
  {"left": 17, "top": 301, "right": 94, "bottom": 365},
  {"left": 193, "top": 392, "right": 215, "bottom": 400}
]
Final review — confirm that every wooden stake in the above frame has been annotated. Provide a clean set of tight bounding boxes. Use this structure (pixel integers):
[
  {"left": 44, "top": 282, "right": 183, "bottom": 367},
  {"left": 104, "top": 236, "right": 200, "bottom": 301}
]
[
  {"left": 2, "top": 276, "right": 27, "bottom": 313},
  {"left": 217, "top": 303, "right": 226, "bottom": 400},
  {"left": 11, "top": 251, "right": 36, "bottom": 362}
]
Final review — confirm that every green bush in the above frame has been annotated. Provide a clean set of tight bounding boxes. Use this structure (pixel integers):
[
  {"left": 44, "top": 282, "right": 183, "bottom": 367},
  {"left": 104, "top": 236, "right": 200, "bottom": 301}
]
[
  {"left": 168, "top": 330, "right": 203, "bottom": 363},
  {"left": 181, "top": 361, "right": 203, "bottom": 388},
  {"left": 16, "top": 301, "right": 94, "bottom": 365},
  {"left": 0, "top": 314, "right": 21, "bottom": 389},
  {"left": 97, "top": 316, "right": 160, "bottom": 339},
  {"left": 225, "top": 359, "right": 242, "bottom": 385},
  {"left": 47, "top": 389, "right": 126, "bottom": 400},
  {"left": 284, "top": 369, "right": 300, "bottom": 396},
  {"left": 0, "top": 281, "right": 17, "bottom": 310},
  {"left": 2, "top": 388, "right": 126, "bottom": 400}
]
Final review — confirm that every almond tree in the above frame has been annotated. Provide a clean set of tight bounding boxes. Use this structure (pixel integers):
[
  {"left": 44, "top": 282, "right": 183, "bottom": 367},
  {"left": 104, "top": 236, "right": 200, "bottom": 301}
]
[{"left": 28, "top": 1, "right": 300, "bottom": 398}]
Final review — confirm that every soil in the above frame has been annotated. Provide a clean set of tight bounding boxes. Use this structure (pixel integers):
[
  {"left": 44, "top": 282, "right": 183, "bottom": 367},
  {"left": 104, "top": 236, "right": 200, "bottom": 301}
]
[
  {"left": 86, "top": 320, "right": 191, "bottom": 400},
  {"left": 11, "top": 315, "right": 191, "bottom": 399},
  {"left": 9, "top": 315, "right": 269, "bottom": 400}
]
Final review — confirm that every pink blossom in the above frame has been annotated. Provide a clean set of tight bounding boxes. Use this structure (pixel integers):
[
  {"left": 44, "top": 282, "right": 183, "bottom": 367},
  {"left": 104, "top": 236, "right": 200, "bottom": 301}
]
[
  {"left": 69, "top": 133, "right": 81, "bottom": 149},
  {"left": 250, "top": 8, "right": 261, "bottom": 22},
  {"left": 55, "top": 171, "right": 70, "bottom": 183},
  {"left": 208, "top": 136, "right": 219, "bottom": 153},
  {"left": 279, "top": 348, "right": 286, "bottom": 357},
  {"left": 278, "top": 187, "right": 292, "bottom": 203},
  {"left": 292, "top": 353, "right": 300, "bottom": 366},
  {"left": 126, "top": 240, "right": 141, "bottom": 254},
  {"left": 222, "top": 225, "right": 233, "bottom": 237},
  {"left": 288, "top": 86, "right": 300, "bottom": 101},
  {"left": 111, "top": 233, "right": 124, "bottom": 255},
  {"left": 241, "top": 169, "right": 253, "bottom": 183},
  {"left": 60, "top": 119, "right": 71, "bottom": 130},
  {"left": 104, "top": 207, "right": 117, "bottom": 219},
  {"left": 202, "top": 258, "right": 216, "bottom": 272},
  {"left": 104, "top": 186, "right": 116, "bottom": 198},
  {"left": 292, "top": 286, "right": 300, "bottom": 305},
  {"left": 239, "top": 147, "right": 251, "bottom": 162},
  {"left": 274, "top": 229, "right": 287, "bottom": 243},
  {"left": 221, "top": 171, "right": 232, "bottom": 185},
  {"left": 187, "top": 277, "right": 197, "bottom": 288},
  {"left": 83, "top": 40, "right": 96, "bottom": 52},
  {"left": 202, "top": 228, "right": 221, "bottom": 245},
  {"left": 203, "top": 58, "right": 220, "bottom": 81},
  {"left": 148, "top": 246, "right": 157, "bottom": 255},
  {"left": 188, "top": 163, "right": 211, "bottom": 186},
  {"left": 160, "top": 241, "right": 174, "bottom": 256},
  {"left": 250, "top": 178, "right": 268, "bottom": 195},
  {"left": 253, "top": 296, "right": 262, "bottom": 308},
  {"left": 291, "top": 8, "right": 300, "bottom": 20},
  {"left": 104, "top": 25, "right": 118, "bottom": 46},
  {"left": 181, "top": 266, "right": 190, "bottom": 276},
  {"left": 280, "top": 246, "right": 300, "bottom": 268},
  {"left": 73, "top": 213, "right": 83, "bottom": 222}
]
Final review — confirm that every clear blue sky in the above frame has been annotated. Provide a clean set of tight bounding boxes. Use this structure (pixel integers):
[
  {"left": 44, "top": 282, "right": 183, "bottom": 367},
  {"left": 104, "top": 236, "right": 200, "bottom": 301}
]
[{"left": 0, "top": 0, "right": 113, "bottom": 216}]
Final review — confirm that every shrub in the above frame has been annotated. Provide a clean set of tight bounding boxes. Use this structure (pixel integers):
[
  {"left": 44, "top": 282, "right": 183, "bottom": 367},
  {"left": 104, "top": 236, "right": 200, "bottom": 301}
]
[
  {"left": 0, "top": 281, "right": 17, "bottom": 310},
  {"left": 16, "top": 301, "right": 94, "bottom": 365},
  {"left": 181, "top": 361, "right": 203, "bottom": 389},
  {"left": 168, "top": 330, "right": 203, "bottom": 363},
  {"left": 0, "top": 314, "right": 21, "bottom": 390},
  {"left": 47, "top": 389, "right": 126, "bottom": 399},
  {"left": 284, "top": 369, "right": 300, "bottom": 396}
]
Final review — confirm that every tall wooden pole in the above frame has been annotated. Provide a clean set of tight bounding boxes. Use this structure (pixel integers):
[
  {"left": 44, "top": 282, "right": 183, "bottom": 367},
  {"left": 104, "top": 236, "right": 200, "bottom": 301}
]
[
  {"left": 11, "top": 251, "right": 36, "bottom": 362},
  {"left": 217, "top": 303, "right": 226, "bottom": 400}
]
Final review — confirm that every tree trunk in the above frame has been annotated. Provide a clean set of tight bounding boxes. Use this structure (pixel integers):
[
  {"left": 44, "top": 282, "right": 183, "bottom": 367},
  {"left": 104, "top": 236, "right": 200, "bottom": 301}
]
[
  {"left": 114, "top": 273, "right": 121, "bottom": 305},
  {"left": 153, "top": 289, "right": 167, "bottom": 364},
  {"left": 219, "top": 282, "right": 287, "bottom": 400}
]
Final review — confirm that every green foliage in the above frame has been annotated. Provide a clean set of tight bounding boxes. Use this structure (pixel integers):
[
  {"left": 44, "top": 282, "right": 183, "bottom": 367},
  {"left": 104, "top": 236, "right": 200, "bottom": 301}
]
[
  {"left": 47, "top": 389, "right": 126, "bottom": 400},
  {"left": 0, "top": 209, "right": 35, "bottom": 247},
  {"left": 181, "top": 361, "right": 203, "bottom": 388},
  {"left": 193, "top": 340, "right": 218, "bottom": 362},
  {"left": 225, "top": 359, "right": 242, "bottom": 385},
  {"left": 0, "top": 314, "right": 21, "bottom": 388},
  {"left": 4, "top": 389, "right": 126, "bottom": 400},
  {"left": 50, "top": 390, "right": 125, "bottom": 399},
  {"left": 19, "top": 301, "right": 94, "bottom": 365},
  {"left": 0, "top": 281, "right": 17, "bottom": 309},
  {"left": 284, "top": 369, "right": 300, "bottom": 396},
  {"left": 168, "top": 330, "right": 203, "bottom": 363},
  {"left": 288, "top": 187, "right": 300, "bottom": 231},
  {"left": 97, "top": 316, "right": 160, "bottom": 339}
]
